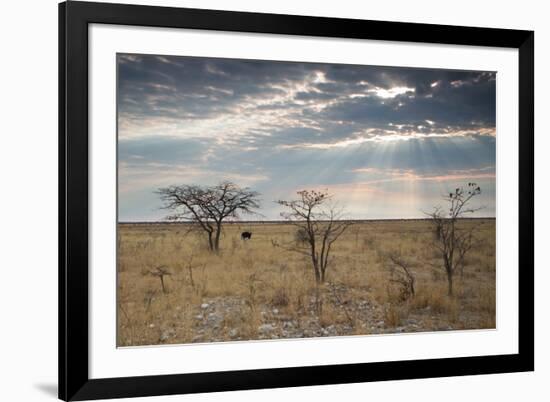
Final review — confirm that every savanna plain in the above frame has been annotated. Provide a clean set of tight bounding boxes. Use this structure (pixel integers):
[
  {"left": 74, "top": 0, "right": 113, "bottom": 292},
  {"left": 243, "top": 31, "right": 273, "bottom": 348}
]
[{"left": 117, "top": 219, "right": 495, "bottom": 346}]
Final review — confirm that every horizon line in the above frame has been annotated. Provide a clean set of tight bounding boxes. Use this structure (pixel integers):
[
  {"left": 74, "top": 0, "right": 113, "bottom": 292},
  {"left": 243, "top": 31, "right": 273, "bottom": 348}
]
[{"left": 118, "top": 216, "right": 496, "bottom": 224}]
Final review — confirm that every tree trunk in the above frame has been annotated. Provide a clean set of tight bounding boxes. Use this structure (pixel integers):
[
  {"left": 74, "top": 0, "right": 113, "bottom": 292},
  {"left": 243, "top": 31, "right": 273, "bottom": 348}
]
[
  {"left": 160, "top": 275, "right": 166, "bottom": 294},
  {"left": 214, "top": 223, "right": 222, "bottom": 252},
  {"left": 312, "top": 258, "right": 321, "bottom": 283},
  {"left": 207, "top": 232, "right": 214, "bottom": 251},
  {"left": 313, "top": 266, "right": 321, "bottom": 284},
  {"left": 447, "top": 273, "right": 453, "bottom": 297},
  {"left": 314, "top": 284, "right": 323, "bottom": 314}
]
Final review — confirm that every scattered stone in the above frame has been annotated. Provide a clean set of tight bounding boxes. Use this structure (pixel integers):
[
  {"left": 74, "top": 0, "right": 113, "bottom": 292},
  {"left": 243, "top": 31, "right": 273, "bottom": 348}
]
[
  {"left": 149, "top": 323, "right": 155, "bottom": 328},
  {"left": 282, "top": 321, "right": 294, "bottom": 329},
  {"left": 185, "top": 292, "right": 449, "bottom": 344},
  {"left": 258, "top": 323, "right": 276, "bottom": 333},
  {"left": 160, "top": 329, "right": 175, "bottom": 341}
]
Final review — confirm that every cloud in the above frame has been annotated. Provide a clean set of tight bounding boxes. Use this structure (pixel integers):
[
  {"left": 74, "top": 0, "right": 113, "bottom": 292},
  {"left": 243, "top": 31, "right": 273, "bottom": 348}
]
[
  {"left": 352, "top": 166, "right": 495, "bottom": 185},
  {"left": 118, "top": 136, "right": 209, "bottom": 165},
  {"left": 118, "top": 54, "right": 495, "bottom": 144},
  {"left": 117, "top": 54, "right": 496, "bottom": 220}
]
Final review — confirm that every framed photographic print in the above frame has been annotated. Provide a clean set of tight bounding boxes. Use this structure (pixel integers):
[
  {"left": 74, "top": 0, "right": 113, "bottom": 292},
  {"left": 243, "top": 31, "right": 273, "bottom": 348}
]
[{"left": 59, "top": 1, "right": 534, "bottom": 400}]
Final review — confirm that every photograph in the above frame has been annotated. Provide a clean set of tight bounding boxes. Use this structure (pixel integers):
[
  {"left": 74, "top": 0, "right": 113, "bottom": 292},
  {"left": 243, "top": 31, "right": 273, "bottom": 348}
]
[{"left": 116, "top": 53, "right": 496, "bottom": 347}]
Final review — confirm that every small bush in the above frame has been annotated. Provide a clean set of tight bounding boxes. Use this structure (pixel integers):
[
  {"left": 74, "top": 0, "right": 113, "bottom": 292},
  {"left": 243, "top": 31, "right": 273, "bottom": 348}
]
[
  {"left": 271, "top": 287, "right": 290, "bottom": 307},
  {"left": 384, "top": 304, "right": 408, "bottom": 327}
]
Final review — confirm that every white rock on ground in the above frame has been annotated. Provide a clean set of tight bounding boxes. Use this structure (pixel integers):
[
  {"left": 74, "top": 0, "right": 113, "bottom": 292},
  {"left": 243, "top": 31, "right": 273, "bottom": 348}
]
[{"left": 258, "top": 323, "right": 275, "bottom": 333}]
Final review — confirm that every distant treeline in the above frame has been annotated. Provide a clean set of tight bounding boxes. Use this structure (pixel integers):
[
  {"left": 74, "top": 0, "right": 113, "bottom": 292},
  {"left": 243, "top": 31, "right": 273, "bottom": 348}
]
[{"left": 119, "top": 217, "right": 496, "bottom": 225}]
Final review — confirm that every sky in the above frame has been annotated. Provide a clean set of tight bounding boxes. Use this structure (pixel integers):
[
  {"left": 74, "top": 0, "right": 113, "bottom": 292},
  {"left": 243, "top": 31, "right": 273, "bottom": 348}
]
[{"left": 117, "top": 53, "right": 496, "bottom": 221}]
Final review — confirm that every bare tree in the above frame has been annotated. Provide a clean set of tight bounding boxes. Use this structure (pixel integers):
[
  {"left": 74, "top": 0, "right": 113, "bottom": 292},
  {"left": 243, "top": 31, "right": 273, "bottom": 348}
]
[
  {"left": 386, "top": 252, "right": 416, "bottom": 301},
  {"left": 275, "top": 190, "right": 353, "bottom": 283},
  {"left": 157, "top": 181, "right": 260, "bottom": 252},
  {"left": 427, "top": 183, "right": 482, "bottom": 296}
]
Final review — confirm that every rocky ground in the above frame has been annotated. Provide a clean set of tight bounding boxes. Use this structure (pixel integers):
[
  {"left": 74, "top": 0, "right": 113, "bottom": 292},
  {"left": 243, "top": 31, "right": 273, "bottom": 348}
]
[{"left": 154, "top": 283, "right": 456, "bottom": 345}]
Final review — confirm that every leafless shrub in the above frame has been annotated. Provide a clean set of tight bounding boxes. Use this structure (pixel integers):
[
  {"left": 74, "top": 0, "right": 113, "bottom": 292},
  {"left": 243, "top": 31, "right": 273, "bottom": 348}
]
[
  {"left": 426, "top": 183, "right": 482, "bottom": 296},
  {"left": 271, "top": 288, "right": 290, "bottom": 307},
  {"left": 384, "top": 304, "right": 406, "bottom": 327},
  {"left": 386, "top": 253, "right": 416, "bottom": 302},
  {"left": 146, "top": 265, "right": 172, "bottom": 294},
  {"left": 274, "top": 190, "right": 353, "bottom": 283}
]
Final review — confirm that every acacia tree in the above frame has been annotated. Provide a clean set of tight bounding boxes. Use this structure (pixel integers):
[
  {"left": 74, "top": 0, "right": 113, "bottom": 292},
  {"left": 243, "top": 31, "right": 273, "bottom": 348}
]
[
  {"left": 157, "top": 181, "right": 260, "bottom": 252},
  {"left": 275, "top": 190, "right": 353, "bottom": 283},
  {"left": 427, "top": 182, "right": 482, "bottom": 296}
]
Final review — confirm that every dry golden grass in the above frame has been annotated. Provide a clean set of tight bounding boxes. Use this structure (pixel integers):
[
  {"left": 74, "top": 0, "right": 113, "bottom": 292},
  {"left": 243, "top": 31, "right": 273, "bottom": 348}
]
[{"left": 117, "top": 219, "right": 496, "bottom": 346}]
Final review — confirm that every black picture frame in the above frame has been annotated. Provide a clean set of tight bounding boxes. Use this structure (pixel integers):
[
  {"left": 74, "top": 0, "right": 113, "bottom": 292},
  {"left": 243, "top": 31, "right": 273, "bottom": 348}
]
[{"left": 59, "top": 1, "right": 534, "bottom": 400}]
